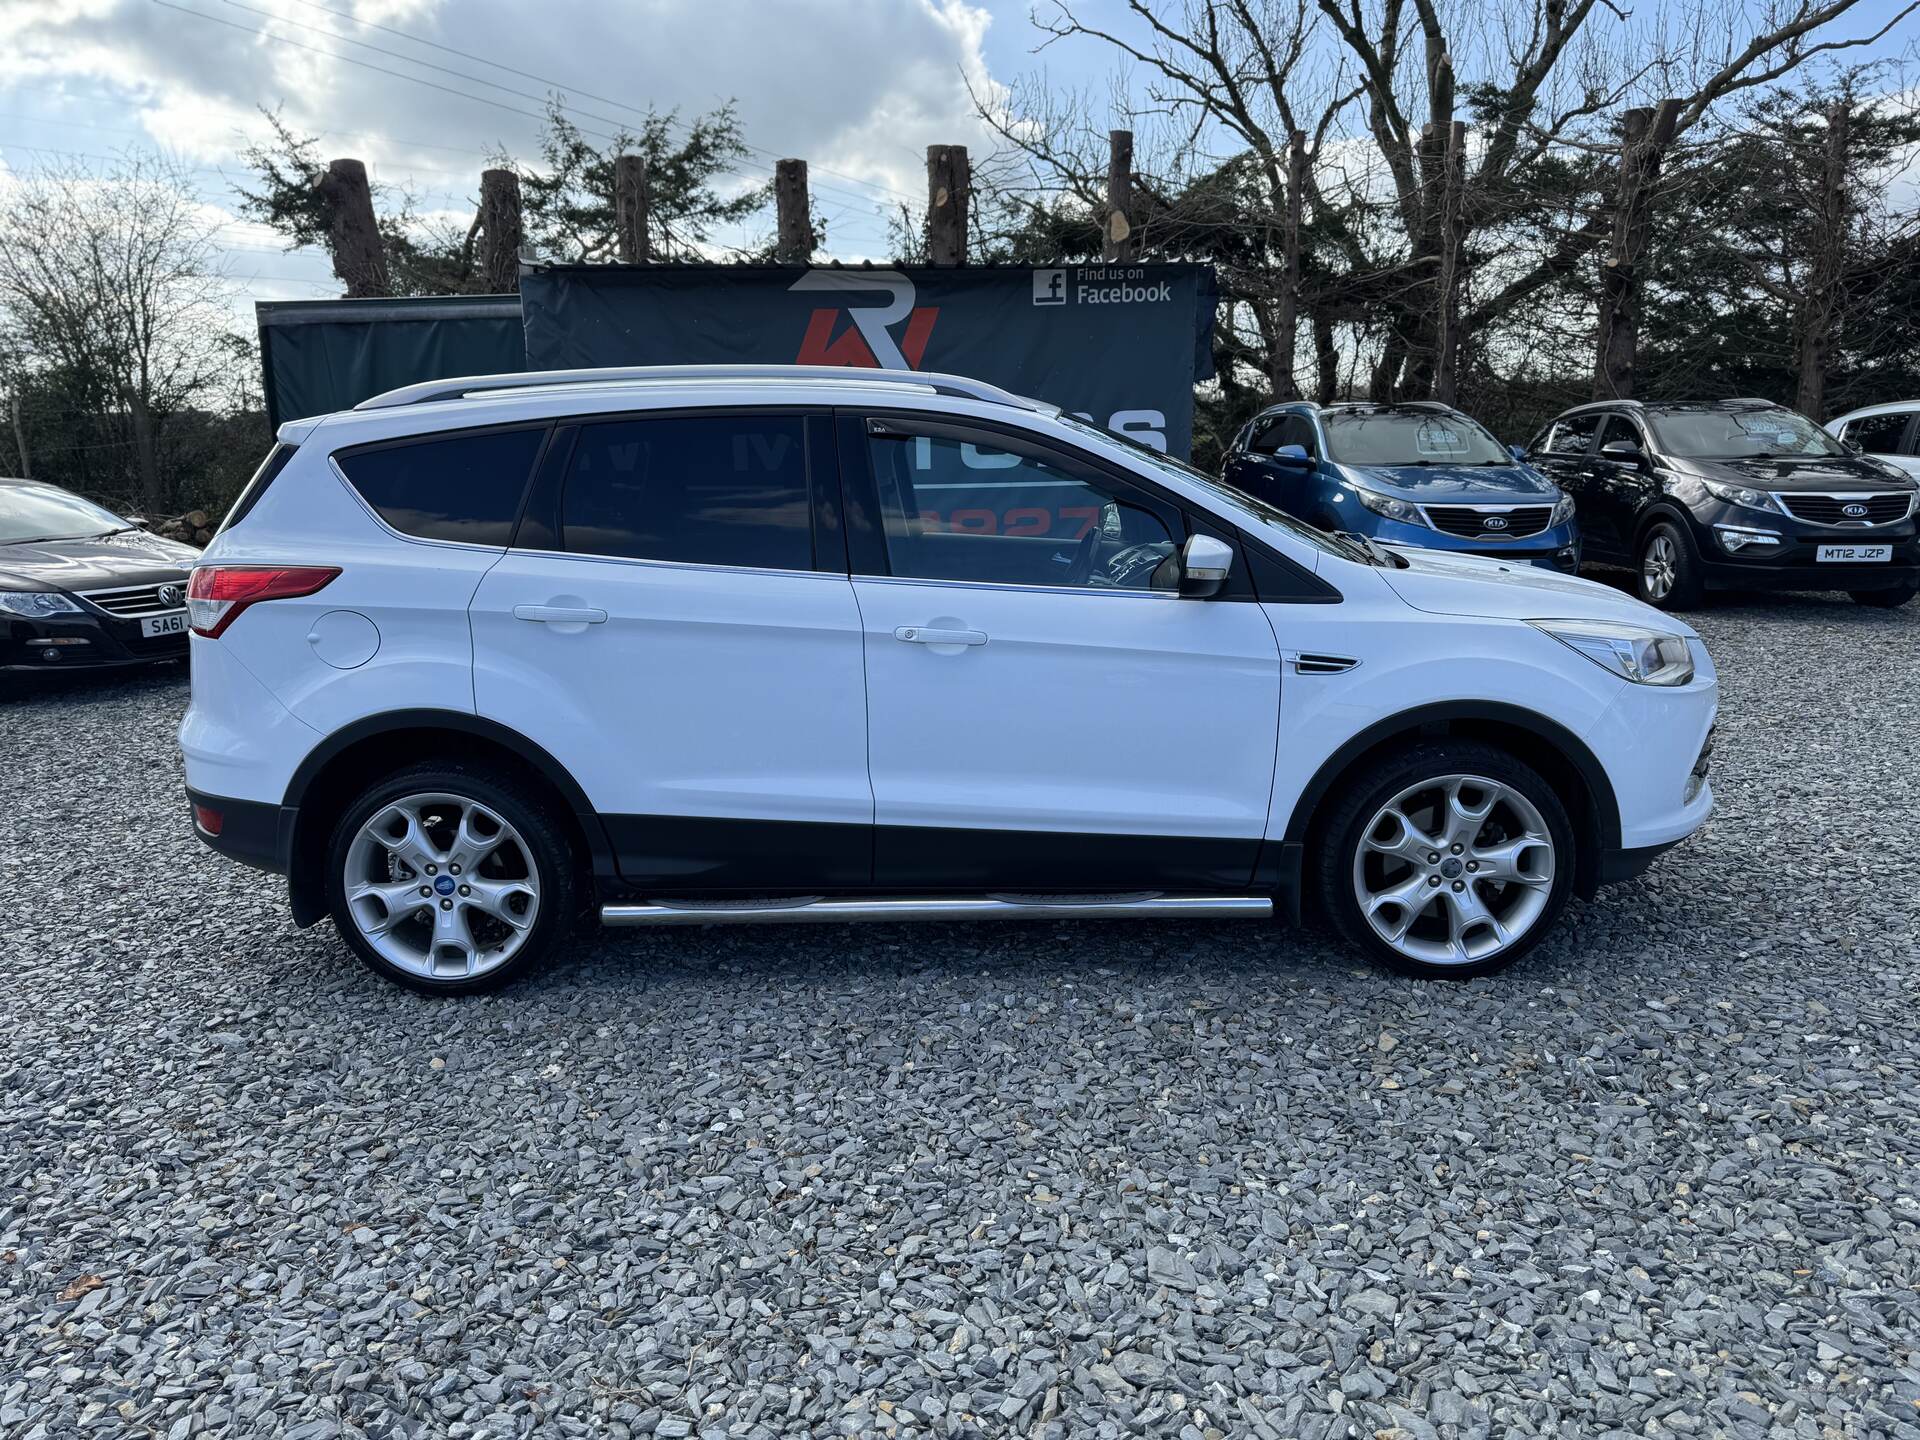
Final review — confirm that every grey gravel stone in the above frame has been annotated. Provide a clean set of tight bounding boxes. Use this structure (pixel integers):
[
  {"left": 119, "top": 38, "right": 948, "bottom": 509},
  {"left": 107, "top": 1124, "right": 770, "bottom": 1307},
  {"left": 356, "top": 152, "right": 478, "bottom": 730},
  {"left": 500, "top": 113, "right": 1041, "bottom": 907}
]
[{"left": 3, "top": 592, "right": 1920, "bottom": 1439}]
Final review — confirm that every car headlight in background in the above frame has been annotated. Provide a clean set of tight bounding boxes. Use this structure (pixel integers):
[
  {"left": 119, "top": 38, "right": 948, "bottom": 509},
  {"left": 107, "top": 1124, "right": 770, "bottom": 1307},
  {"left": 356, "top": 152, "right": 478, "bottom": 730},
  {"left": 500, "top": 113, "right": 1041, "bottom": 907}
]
[
  {"left": 1528, "top": 619, "right": 1696, "bottom": 686},
  {"left": 1701, "top": 478, "right": 1784, "bottom": 513},
  {"left": 1550, "top": 490, "right": 1576, "bottom": 526},
  {"left": 1350, "top": 486, "right": 1429, "bottom": 527},
  {"left": 0, "top": 592, "right": 83, "bottom": 619}
]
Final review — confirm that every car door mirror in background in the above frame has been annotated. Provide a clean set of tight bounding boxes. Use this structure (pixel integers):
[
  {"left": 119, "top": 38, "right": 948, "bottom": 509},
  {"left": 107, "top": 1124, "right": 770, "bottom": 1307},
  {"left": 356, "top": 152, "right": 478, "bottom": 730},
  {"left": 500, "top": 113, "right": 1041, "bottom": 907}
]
[
  {"left": 1177, "top": 533, "right": 1233, "bottom": 599},
  {"left": 1600, "top": 439, "right": 1645, "bottom": 466},
  {"left": 1270, "top": 444, "right": 1315, "bottom": 468}
]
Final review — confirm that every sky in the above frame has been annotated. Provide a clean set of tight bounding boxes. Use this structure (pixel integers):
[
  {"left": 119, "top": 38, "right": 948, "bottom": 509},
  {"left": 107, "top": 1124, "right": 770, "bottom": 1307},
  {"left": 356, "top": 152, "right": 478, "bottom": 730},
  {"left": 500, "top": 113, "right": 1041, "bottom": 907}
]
[{"left": 2, "top": 0, "right": 1916, "bottom": 330}]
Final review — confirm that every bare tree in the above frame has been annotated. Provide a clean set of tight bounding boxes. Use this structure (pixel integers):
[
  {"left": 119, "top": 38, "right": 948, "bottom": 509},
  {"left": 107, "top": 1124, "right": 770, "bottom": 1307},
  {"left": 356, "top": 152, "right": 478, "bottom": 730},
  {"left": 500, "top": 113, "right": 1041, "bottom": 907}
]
[
  {"left": 0, "top": 155, "right": 236, "bottom": 509},
  {"left": 992, "top": 0, "right": 1916, "bottom": 406}
]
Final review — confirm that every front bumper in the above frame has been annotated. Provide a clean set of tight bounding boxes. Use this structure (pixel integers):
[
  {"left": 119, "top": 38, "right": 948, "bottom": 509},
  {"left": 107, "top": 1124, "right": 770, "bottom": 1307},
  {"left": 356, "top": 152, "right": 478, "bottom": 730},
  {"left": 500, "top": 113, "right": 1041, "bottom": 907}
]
[
  {"left": 1362, "top": 515, "right": 1581, "bottom": 572},
  {"left": 1, "top": 608, "right": 189, "bottom": 671},
  {"left": 1584, "top": 643, "right": 1718, "bottom": 857},
  {"left": 1689, "top": 505, "right": 1917, "bottom": 591}
]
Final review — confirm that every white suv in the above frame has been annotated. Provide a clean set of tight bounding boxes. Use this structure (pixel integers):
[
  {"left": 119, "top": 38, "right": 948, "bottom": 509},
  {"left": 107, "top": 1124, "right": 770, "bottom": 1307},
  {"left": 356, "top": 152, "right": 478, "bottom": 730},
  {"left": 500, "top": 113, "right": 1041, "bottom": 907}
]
[{"left": 181, "top": 366, "right": 1717, "bottom": 992}]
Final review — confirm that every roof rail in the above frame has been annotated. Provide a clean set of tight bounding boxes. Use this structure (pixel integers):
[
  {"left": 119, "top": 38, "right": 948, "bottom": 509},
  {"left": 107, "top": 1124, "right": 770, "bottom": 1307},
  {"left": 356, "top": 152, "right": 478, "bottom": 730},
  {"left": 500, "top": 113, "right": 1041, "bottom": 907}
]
[{"left": 354, "top": 364, "right": 1051, "bottom": 414}]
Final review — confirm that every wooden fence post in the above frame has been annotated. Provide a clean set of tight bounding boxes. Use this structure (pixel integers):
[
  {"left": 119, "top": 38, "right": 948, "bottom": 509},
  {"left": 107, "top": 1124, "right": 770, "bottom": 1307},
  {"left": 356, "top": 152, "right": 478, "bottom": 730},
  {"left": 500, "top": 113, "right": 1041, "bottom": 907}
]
[
  {"left": 317, "top": 158, "right": 389, "bottom": 297},
  {"left": 926, "top": 145, "right": 970, "bottom": 265},
  {"left": 615, "top": 154, "right": 651, "bottom": 264},
  {"left": 774, "top": 159, "right": 814, "bottom": 263},
  {"left": 1594, "top": 98, "right": 1681, "bottom": 400},
  {"left": 477, "top": 168, "right": 524, "bottom": 293},
  {"left": 1103, "top": 129, "right": 1135, "bottom": 263}
]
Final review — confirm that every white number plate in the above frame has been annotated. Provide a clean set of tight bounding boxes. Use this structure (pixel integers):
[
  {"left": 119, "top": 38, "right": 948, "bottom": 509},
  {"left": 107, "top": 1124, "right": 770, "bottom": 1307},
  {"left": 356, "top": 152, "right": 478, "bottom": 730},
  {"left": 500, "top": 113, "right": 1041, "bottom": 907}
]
[
  {"left": 1815, "top": 544, "right": 1891, "bottom": 563},
  {"left": 141, "top": 611, "right": 189, "bottom": 637}
]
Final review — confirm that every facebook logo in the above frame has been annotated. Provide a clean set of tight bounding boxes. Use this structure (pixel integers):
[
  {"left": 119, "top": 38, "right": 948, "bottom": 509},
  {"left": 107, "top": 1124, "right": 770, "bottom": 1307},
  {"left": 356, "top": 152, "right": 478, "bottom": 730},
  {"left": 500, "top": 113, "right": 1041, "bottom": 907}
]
[{"left": 1032, "top": 268, "right": 1068, "bottom": 306}]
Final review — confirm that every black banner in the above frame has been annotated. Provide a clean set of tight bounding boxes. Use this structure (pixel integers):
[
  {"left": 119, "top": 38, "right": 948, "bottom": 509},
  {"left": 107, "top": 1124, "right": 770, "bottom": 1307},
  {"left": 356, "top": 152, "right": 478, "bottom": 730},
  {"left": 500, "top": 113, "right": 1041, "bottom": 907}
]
[{"left": 519, "top": 263, "right": 1217, "bottom": 458}]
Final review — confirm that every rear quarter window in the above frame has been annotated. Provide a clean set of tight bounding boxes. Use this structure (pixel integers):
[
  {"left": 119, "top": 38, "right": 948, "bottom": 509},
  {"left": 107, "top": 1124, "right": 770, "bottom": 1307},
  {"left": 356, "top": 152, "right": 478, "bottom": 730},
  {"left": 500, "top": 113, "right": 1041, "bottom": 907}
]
[
  {"left": 336, "top": 426, "right": 548, "bottom": 546},
  {"left": 217, "top": 443, "right": 297, "bottom": 535}
]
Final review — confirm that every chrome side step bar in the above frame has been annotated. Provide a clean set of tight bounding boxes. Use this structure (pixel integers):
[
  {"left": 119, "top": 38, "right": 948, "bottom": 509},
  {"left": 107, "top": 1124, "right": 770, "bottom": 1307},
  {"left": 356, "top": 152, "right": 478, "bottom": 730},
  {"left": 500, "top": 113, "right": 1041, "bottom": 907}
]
[{"left": 600, "top": 895, "right": 1272, "bottom": 927}]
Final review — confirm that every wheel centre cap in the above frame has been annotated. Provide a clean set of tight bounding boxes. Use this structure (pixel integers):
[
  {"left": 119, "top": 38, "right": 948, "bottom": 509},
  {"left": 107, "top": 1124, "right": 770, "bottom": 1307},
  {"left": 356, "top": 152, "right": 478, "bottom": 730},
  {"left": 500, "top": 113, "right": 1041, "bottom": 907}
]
[
  {"left": 434, "top": 874, "right": 457, "bottom": 896},
  {"left": 1440, "top": 857, "right": 1464, "bottom": 879}
]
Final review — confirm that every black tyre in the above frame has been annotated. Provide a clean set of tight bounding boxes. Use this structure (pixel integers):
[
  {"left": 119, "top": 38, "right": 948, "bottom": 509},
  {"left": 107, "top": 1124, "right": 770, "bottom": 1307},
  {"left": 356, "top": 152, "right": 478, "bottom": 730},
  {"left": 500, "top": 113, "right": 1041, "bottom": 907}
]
[
  {"left": 324, "top": 761, "right": 578, "bottom": 995},
  {"left": 1852, "top": 582, "right": 1917, "bottom": 609},
  {"left": 1316, "top": 741, "right": 1576, "bottom": 980},
  {"left": 1634, "top": 520, "right": 1705, "bottom": 610}
]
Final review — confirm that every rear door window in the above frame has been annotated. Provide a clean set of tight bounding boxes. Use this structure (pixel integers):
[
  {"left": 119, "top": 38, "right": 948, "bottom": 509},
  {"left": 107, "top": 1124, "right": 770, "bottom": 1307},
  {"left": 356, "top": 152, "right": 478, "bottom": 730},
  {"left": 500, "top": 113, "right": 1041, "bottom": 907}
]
[
  {"left": 1845, "top": 411, "right": 1914, "bottom": 456},
  {"left": 559, "top": 414, "right": 813, "bottom": 571},
  {"left": 337, "top": 426, "right": 547, "bottom": 546}
]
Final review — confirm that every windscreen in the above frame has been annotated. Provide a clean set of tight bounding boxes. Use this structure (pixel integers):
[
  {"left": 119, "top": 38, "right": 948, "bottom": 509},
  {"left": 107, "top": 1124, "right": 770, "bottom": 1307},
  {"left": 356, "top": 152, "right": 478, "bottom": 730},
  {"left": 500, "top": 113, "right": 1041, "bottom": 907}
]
[
  {"left": 1322, "top": 410, "right": 1510, "bottom": 467},
  {"left": 0, "top": 484, "right": 131, "bottom": 543},
  {"left": 1648, "top": 407, "right": 1848, "bottom": 460}
]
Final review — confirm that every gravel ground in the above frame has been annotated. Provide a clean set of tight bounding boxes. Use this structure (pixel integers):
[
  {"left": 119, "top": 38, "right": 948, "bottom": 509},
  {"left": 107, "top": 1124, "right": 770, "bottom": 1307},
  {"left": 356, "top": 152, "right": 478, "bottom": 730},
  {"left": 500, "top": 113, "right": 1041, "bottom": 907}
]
[{"left": 3, "top": 591, "right": 1919, "bottom": 1440}]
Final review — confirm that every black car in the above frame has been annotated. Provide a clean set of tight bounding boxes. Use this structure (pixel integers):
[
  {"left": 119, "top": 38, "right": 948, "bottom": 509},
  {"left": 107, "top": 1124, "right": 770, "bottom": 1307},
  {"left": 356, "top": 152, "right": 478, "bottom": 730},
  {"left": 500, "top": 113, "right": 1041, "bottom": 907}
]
[
  {"left": 1525, "top": 398, "right": 1919, "bottom": 610},
  {"left": 0, "top": 477, "right": 199, "bottom": 678}
]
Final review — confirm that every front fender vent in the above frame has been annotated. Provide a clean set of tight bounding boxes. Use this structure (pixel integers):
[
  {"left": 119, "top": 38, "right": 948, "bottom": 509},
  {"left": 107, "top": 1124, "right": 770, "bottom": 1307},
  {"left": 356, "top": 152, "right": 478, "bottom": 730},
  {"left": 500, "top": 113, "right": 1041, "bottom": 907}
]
[{"left": 1290, "top": 652, "right": 1360, "bottom": 675}]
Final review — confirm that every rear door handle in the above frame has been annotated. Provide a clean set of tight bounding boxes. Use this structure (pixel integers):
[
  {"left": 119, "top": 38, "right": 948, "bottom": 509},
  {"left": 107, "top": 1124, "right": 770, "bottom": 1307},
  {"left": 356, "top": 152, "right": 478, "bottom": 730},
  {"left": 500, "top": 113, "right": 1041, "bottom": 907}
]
[
  {"left": 513, "top": 604, "right": 607, "bottom": 625},
  {"left": 894, "top": 625, "right": 987, "bottom": 646}
]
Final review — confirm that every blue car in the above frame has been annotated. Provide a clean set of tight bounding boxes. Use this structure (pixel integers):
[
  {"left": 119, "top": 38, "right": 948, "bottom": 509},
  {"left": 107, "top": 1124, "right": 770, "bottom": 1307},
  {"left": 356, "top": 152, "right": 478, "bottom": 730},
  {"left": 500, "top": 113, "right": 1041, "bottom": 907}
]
[{"left": 1221, "top": 401, "right": 1581, "bottom": 571}]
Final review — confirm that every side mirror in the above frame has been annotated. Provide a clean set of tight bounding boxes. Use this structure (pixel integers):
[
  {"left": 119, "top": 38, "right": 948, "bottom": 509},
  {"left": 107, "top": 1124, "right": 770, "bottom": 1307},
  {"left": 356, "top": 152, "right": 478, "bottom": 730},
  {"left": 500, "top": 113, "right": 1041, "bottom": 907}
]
[
  {"left": 1268, "top": 443, "right": 1315, "bottom": 468},
  {"left": 1843, "top": 437, "right": 1863, "bottom": 454},
  {"left": 1600, "top": 439, "right": 1645, "bottom": 466},
  {"left": 125, "top": 514, "right": 149, "bottom": 528},
  {"left": 1509, "top": 444, "right": 1527, "bottom": 462},
  {"left": 1177, "top": 533, "right": 1234, "bottom": 599}
]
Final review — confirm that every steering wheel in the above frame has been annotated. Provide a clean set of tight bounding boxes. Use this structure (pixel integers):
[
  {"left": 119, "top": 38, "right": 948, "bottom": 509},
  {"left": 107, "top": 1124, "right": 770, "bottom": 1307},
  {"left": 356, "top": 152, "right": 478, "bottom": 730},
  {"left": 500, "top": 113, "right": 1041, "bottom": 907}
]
[
  {"left": 1062, "top": 527, "right": 1100, "bottom": 586},
  {"left": 1101, "top": 541, "right": 1174, "bottom": 588}
]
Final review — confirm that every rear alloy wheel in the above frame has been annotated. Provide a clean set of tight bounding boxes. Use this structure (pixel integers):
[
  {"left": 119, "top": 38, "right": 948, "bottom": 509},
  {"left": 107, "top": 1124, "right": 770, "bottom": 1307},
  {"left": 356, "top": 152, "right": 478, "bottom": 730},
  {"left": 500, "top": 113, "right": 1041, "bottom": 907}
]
[
  {"left": 1320, "top": 742, "right": 1574, "bottom": 978},
  {"left": 1635, "top": 521, "right": 1705, "bottom": 610},
  {"left": 1852, "top": 582, "right": 1916, "bottom": 609},
  {"left": 325, "top": 764, "right": 576, "bottom": 994}
]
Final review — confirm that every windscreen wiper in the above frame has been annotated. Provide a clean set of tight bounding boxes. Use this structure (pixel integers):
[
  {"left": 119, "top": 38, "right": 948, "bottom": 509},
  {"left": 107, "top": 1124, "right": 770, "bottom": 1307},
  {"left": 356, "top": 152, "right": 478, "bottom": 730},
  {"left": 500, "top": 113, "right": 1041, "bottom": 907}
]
[{"left": 1337, "top": 530, "right": 1398, "bottom": 566}]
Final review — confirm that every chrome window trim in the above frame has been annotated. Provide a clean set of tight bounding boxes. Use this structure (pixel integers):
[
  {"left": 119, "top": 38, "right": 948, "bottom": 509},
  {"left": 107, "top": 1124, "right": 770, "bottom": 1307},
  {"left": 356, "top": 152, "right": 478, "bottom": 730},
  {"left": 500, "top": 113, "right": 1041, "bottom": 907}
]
[
  {"left": 500, "top": 544, "right": 841, "bottom": 584},
  {"left": 850, "top": 571, "right": 1181, "bottom": 600}
]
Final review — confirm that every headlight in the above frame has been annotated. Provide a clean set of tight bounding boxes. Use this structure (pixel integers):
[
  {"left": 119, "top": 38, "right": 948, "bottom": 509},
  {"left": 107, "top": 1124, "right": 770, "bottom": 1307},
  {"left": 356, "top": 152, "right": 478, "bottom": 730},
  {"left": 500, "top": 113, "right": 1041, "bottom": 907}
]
[
  {"left": 1701, "top": 478, "right": 1782, "bottom": 513},
  {"left": 1550, "top": 490, "right": 1576, "bottom": 525},
  {"left": 1350, "top": 486, "right": 1428, "bottom": 527},
  {"left": 0, "top": 591, "right": 83, "bottom": 618},
  {"left": 1529, "top": 619, "right": 1695, "bottom": 687}
]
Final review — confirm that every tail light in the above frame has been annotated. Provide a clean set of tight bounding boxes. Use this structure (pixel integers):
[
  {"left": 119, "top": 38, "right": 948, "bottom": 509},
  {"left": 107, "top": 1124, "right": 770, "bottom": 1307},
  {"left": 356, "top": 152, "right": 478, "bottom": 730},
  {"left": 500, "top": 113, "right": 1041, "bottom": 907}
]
[{"left": 186, "top": 565, "right": 340, "bottom": 639}]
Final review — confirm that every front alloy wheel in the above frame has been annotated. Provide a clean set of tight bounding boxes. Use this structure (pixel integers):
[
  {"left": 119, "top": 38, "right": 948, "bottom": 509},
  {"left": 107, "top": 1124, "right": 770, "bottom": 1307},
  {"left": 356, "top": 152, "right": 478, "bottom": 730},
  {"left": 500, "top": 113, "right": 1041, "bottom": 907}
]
[
  {"left": 1319, "top": 742, "right": 1575, "bottom": 978},
  {"left": 1352, "top": 775, "right": 1554, "bottom": 967}
]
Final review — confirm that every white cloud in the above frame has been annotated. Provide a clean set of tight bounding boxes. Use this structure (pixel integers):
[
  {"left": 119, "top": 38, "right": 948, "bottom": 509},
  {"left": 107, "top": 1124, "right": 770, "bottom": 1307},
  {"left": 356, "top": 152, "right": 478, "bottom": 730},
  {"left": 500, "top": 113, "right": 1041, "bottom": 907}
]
[{"left": 2, "top": 0, "right": 1008, "bottom": 257}]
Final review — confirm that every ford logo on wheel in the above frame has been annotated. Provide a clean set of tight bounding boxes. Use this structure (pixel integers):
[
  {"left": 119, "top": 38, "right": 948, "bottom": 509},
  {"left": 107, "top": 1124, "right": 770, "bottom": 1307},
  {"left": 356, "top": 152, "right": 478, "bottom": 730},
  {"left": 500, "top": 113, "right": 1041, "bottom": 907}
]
[
  {"left": 1842, "top": 502, "right": 1869, "bottom": 518},
  {"left": 1482, "top": 515, "right": 1509, "bottom": 531}
]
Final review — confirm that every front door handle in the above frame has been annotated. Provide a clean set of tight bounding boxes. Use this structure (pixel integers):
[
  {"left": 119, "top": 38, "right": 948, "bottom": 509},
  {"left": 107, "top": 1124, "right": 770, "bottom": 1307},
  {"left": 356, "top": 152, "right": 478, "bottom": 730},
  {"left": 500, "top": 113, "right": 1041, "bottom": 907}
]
[
  {"left": 513, "top": 604, "right": 608, "bottom": 625},
  {"left": 894, "top": 625, "right": 987, "bottom": 646}
]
